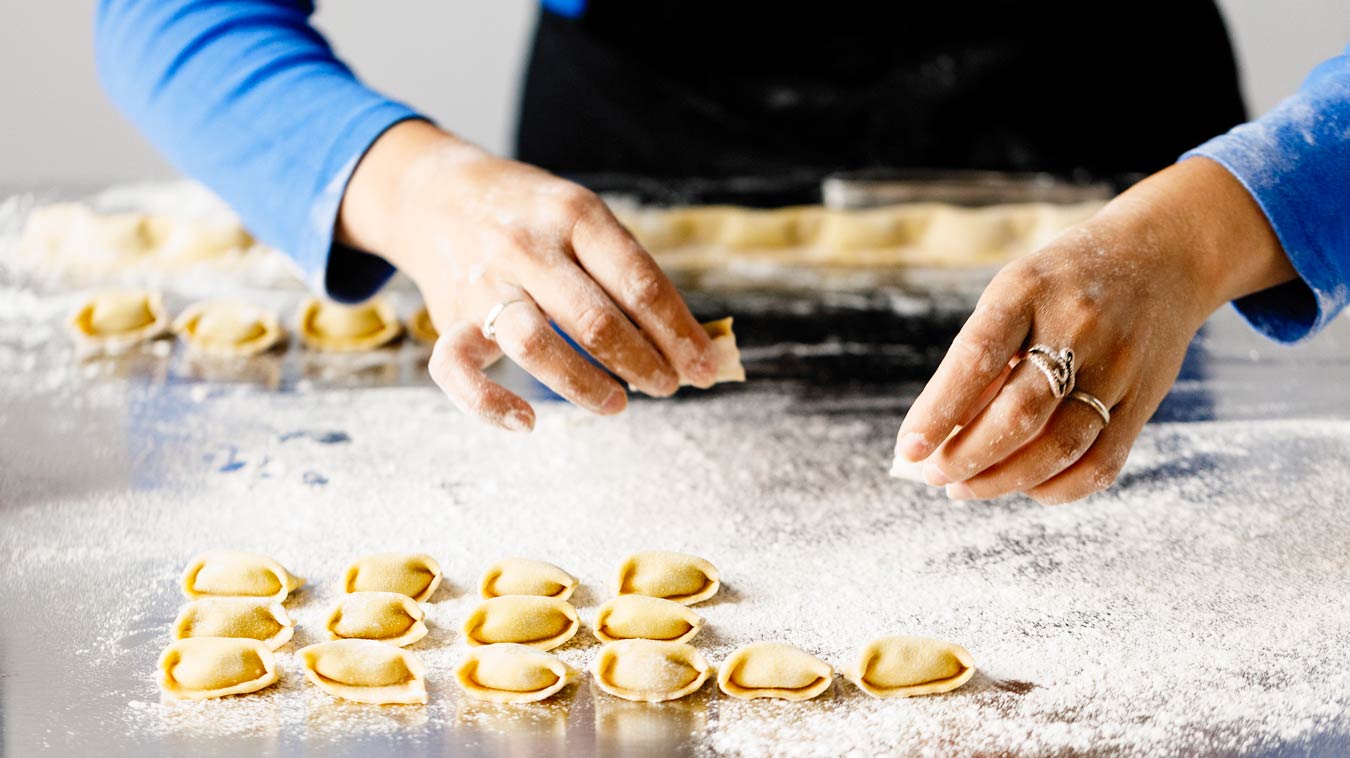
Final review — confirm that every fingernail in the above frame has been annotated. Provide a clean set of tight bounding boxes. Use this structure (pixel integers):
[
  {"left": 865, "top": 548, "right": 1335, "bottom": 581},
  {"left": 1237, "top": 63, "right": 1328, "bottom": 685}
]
[
  {"left": 946, "top": 482, "right": 976, "bottom": 501},
  {"left": 602, "top": 387, "right": 628, "bottom": 414},
  {"left": 895, "top": 432, "right": 932, "bottom": 462},
  {"left": 503, "top": 409, "right": 534, "bottom": 433},
  {"left": 922, "top": 462, "right": 951, "bottom": 487}
]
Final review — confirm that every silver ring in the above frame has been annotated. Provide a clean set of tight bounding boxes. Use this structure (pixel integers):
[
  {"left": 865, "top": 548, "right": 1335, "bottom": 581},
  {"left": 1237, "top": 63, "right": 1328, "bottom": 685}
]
[
  {"left": 1025, "top": 344, "right": 1076, "bottom": 399},
  {"left": 1069, "top": 390, "right": 1111, "bottom": 426},
  {"left": 481, "top": 298, "right": 525, "bottom": 341}
]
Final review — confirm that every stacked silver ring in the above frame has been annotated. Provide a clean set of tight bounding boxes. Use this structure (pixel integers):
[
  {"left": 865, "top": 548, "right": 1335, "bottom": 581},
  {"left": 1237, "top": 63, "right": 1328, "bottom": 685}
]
[
  {"left": 1025, "top": 344, "right": 1076, "bottom": 399},
  {"left": 481, "top": 298, "right": 525, "bottom": 341}
]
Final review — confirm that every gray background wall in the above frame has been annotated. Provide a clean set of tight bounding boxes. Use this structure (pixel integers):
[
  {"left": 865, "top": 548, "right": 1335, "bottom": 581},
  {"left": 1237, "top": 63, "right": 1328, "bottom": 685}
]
[{"left": 1, "top": 1, "right": 1346, "bottom": 190}]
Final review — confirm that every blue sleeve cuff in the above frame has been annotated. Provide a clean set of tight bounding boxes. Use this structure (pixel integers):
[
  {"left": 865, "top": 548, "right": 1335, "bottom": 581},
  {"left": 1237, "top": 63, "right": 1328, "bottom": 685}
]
[{"left": 1179, "top": 45, "right": 1350, "bottom": 344}]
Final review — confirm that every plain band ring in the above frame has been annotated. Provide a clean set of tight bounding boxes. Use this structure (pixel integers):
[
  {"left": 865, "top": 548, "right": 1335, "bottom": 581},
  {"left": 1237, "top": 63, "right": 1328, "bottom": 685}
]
[
  {"left": 1069, "top": 390, "right": 1111, "bottom": 426},
  {"left": 1025, "top": 344, "right": 1077, "bottom": 399},
  {"left": 481, "top": 298, "right": 525, "bottom": 341}
]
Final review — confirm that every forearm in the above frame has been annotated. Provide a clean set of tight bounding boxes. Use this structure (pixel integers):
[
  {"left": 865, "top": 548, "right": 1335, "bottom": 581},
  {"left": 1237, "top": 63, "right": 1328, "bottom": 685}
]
[{"left": 95, "top": 0, "right": 420, "bottom": 301}]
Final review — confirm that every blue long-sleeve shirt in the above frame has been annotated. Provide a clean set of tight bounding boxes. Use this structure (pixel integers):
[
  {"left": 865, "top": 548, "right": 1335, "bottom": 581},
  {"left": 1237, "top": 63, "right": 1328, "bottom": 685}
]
[{"left": 96, "top": 1, "right": 1350, "bottom": 341}]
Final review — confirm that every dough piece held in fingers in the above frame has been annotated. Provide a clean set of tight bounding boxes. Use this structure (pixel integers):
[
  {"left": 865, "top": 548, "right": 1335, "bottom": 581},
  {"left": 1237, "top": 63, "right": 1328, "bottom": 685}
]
[
  {"left": 173, "top": 301, "right": 283, "bottom": 357},
  {"left": 592, "top": 595, "right": 705, "bottom": 644},
  {"left": 846, "top": 635, "right": 975, "bottom": 698},
  {"left": 325, "top": 591, "right": 428, "bottom": 647},
  {"left": 180, "top": 549, "right": 305, "bottom": 602},
  {"left": 455, "top": 643, "right": 577, "bottom": 703},
  {"left": 592, "top": 640, "right": 712, "bottom": 703},
  {"left": 479, "top": 558, "right": 578, "bottom": 601},
  {"left": 406, "top": 305, "right": 439, "bottom": 345},
  {"left": 296, "top": 296, "right": 401, "bottom": 352},
  {"left": 717, "top": 642, "right": 833, "bottom": 700},
  {"left": 342, "top": 552, "right": 442, "bottom": 601},
  {"left": 158, "top": 637, "right": 279, "bottom": 700},
  {"left": 299, "top": 639, "right": 428, "bottom": 705},
  {"left": 614, "top": 550, "right": 720, "bottom": 605},
  {"left": 172, "top": 597, "right": 294, "bottom": 650},
  {"left": 66, "top": 289, "right": 169, "bottom": 354},
  {"left": 462, "top": 596, "right": 580, "bottom": 650}
]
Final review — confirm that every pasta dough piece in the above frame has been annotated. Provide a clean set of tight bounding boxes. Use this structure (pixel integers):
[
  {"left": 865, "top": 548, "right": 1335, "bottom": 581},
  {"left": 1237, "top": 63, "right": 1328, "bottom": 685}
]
[
  {"left": 66, "top": 289, "right": 169, "bottom": 353},
  {"left": 716, "top": 208, "right": 802, "bottom": 249},
  {"left": 614, "top": 551, "right": 720, "bottom": 605},
  {"left": 462, "top": 596, "right": 580, "bottom": 650},
  {"left": 342, "top": 552, "right": 443, "bottom": 601},
  {"left": 181, "top": 549, "right": 305, "bottom": 602},
  {"left": 173, "top": 301, "right": 283, "bottom": 357},
  {"left": 591, "top": 640, "right": 712, "bottom": 702},
  {"left": 325, "top": 591, "right": 428, "bottom": 647},
  {"left": 158, "top": 637, "right": 279, "bottom": 700},
  {"left": 717, "top": 642, "right": 833, "bottom": 700},
  {"left": 406, "top": 306, "right": 439, "bottom": 345},
  {"left": 455, "top": 643, "right": 577, "bottom": 703},
  {"left": 592, "top": 595, "right": 705, "bottom": 644},
  {"left": 692, "top": 318, "right": 746, "bottom": 385},
  {"left": 296, "top": 296, "right": 402, "bottom": 352},
  {"left": 299, "top": 639, "right": 428, "bottom": 705},
  {"left": 479, "top": 558, "right": 578, "bottom": 601},
  {"left": 172, "top": 597, "right": 294, "bottom": 650},
  {"left": 846, "top": 636, "right": 975, "bottom": 698}
]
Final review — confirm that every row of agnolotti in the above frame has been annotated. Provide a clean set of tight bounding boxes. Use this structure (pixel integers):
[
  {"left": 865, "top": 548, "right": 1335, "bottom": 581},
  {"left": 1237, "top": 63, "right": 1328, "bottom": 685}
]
[{"left": 158, "top": 549, "right": 975, "bottom": 705}]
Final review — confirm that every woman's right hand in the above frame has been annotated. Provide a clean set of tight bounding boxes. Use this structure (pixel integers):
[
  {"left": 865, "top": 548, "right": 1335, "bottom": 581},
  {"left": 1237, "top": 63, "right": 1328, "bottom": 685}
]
[{"left": 336, "top": 120, "right": 719, "bottom": 432}]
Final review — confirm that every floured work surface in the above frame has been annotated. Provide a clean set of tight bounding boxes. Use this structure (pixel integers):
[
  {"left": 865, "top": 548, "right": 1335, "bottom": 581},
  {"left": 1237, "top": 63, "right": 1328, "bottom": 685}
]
[{"left": 3, "top": 188, "right": 1350, "bottom": 758}]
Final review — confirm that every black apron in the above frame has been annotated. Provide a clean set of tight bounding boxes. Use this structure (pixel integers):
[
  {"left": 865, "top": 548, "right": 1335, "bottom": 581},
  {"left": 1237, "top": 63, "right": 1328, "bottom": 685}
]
[{"left": 516, "top": 1, "right": 1246, "bottom": 195}]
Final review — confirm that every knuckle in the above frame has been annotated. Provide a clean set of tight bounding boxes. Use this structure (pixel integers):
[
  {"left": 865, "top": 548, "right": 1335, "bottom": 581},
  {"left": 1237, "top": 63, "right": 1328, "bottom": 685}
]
[
  {"left": 575, "top": 304, "right": 625, "bottom": 348},
  {"left": 998, "top": 384, "right": 1046, "bottom": 434},
  {"left": 624, "top": 266, "right": 667, "bottom": 310},
  {"left": 511, "top": 327, "right": 552, "bottom": 363},
  {"left": 553, "top": 186, "right": 601, "bottom": 220},
  {"left": 951, "top": 336, "right": 1001, "bottom": 374}
]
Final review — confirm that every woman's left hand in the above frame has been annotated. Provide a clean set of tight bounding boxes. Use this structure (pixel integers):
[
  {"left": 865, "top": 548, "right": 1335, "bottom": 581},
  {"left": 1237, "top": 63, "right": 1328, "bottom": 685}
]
[{"left": 893, "top": 158, "right": 1298, "bottom": 504}]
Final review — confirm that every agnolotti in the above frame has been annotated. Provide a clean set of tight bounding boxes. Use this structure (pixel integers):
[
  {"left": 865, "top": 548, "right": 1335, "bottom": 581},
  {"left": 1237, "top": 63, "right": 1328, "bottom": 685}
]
[
  {"left": 463, "top": 596, "right": 580, "bottom": 650},
  {"left": 298, "top": 639, "right": 428, "bottom": 705},
  {"left": 406, "top": 305, "right": 439, "bottom": 345},
  {"left": 592, "top": 595, "right": 705, "bottom": 644},
  {"left": 66, "top": 289, "right": 169, "bottom": 353},
  {"left": 717, "top": 642, "right": 834, "bottom": 701},
  {"left": 846, "top": 635, "right": 976, "bottom": 698},
  {"left": 158, "top": 637, "right": 279, "bottom": 700},
  {"left": 454, "top": 643, "right": 577, "bottom": 703},
  {"left": 479, "top": 558, "right": 578, "bottom": 601},
  {"left": 343, "top": 552, "right": 443, "bottom": 601},
  {"left": 173, "top": 597, "right": 294, "bottom": 650},
  {"left": 325, "top": 591, "right": 428, "bottom": 647},
  {"left": 614, "top": 551, "right": 720, "bottom": 605},
  {"left": 592, "top": 640, "right": 712, "bottom": 703},
  {"left": 173, "top": 301, "right": 284, "bottom": 357},
  {"left": 181, "top": 549, "right": 305, "bottom": 602},
  {"left": 296, "top": 296, "right": 402, "bottom": 352}
]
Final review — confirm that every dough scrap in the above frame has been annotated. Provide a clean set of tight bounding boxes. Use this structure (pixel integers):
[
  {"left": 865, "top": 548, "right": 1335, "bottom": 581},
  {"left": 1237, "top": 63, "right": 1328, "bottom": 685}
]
[
  {"left": 462, "top": 596, "right": 580, "bottom": 650},
  {"left": 846, "top": 635, "right": 975, "bottom": 698},
  {"left": 296, "top": 297, "right": 402, "bottom": 352},
  {"left": 455, "top": 643, "right": 577, "bottom": 703},
  {"left": 690, "top": 318, "right": 746, "bottom": 385},
  {"left": 342, "top": 552, "right": 442, "bottom": 601},
  {"left": 66, "top": 289, "right": 169, "bottom": 353},
  {"left": 173, "top": 301, "right": 283, "bottom": 357},
  {"left": 172, "top": 597, "right": 294, "bottom": 650},
  {"left": 717, "top": 642, "right": 833, "bottom": 700},
  {"left": 181, "top": 549, "right": 305, "bottom": 602},
  {"left": 325, "top": 591, "right": 428, "bottom": 647},
  {"left": 479, "top": 558, "right": 578, "bottom": 601},
  {"left": 158, "top": 637, "right": 279, "bottom": 700},
  {"left": 614, "top": 551, "right": 720, "bottom": 605},
  {"left": 406, "top": 306, "right": 439, "bottom": 345},
  {"left": 592, "top": 595, "right": 705, "bottom": 644},
  {"left": 298, "top": 639, "right": 428, "bottom": 705},
  {"left": 591, "top": 640, "right": 712, "bottom": 702}
]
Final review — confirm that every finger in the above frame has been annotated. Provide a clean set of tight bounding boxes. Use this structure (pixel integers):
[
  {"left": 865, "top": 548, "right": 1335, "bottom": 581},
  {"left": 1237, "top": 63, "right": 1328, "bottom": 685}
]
[
  {"left": 895, "top": 295, "right": 1031, "bottom": 463},
  {"left": 945, "top": 391, "right": 1110, "bottom": 500},
  {"left": 571, "top": 206, "right": 718, "bottom": 387},
  {"left": 960, "top": 360, "right": 1014, "bottom": 427},
  {"left": 519, "top": 254, "right": 680, "bottom": 398},
  {"left": 428, "top": 321, "right": 536, "bottom": 432},
  {"left": 925, "top": 357, "right": 1063, "bottom": 484},
  {"left": 1025, "top": 392, "right": 1147, "bottom": 505},
  {"left": 491, "top": 297, "right": 630, "bottom": 415}
]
